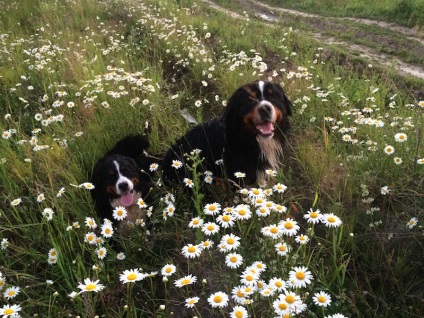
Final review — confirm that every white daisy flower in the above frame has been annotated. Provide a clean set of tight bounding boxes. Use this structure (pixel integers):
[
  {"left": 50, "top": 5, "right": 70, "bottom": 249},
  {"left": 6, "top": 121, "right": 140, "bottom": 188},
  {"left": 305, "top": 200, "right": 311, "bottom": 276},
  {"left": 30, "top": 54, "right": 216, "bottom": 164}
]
[
  {"left": 225, "top": 253, "right": 243, "bottom": 269},
  {"left": 207, "top": 291, "right": 229, "bottom": 308},
  {"left": 288, "top": 266, "right": 313, "bottom": 288},
  {"left": 77, "top": 278, "right": 105, "bottom": 294},
  {"left": 119, "top": 269, "right": 145, "bottom": 283},
  {"left": 181, "top": 244, "right": 203, "bottom": 259},
  {"left": 112, "top": 206, "right": 127, "bottom": 221},
  {"left": 312, "top": 291, "right": 332, "bottom": 307}
]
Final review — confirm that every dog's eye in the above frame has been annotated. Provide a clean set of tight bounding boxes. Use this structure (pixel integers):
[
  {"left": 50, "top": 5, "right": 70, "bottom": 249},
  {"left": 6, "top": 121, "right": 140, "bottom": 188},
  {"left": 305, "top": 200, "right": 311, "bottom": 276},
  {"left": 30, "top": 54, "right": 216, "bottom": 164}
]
[
  {"left": 120, "top": 166, "right": 125, "bottom": 171},
  {"left": 109, "top": 171, "right": 116, "bottom": 176}
]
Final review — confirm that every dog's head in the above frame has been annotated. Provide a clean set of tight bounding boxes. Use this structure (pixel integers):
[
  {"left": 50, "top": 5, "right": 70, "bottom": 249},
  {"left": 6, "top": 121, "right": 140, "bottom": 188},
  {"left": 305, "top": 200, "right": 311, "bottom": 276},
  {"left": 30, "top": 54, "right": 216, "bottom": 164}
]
[
  {"left": 91, "top": 154, "right": 143, "bottom": 207},
  {"left": 224, "top": 81, "right": 292, "bottom": 140}
]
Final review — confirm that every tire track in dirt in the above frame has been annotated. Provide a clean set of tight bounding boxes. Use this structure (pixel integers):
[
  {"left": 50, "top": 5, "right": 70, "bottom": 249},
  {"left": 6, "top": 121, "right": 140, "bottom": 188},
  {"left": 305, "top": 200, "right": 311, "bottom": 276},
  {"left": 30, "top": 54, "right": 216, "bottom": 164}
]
[
  {"left": 252, "top": 0, "right": 424, "bottom": 41},
  {"left": 202, "top": 0, "right": 424, "bottom": 80}
]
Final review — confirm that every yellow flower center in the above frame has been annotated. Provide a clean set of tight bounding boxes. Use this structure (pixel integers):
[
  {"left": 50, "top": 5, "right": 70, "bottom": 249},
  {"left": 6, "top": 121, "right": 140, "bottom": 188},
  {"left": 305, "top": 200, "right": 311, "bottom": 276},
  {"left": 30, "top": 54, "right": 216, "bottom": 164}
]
[
  {"left": 117, "top": 210, "right": 123, "bottom": 216},
  {"left": 127, "top": 273, "right": 137, "bottom": 281},
  {"left": 85, "top": 284, "right": 96, "bottom": 291},
  {"left": 238, "top": 210, "right": 246, "bottom": 216},
  {"left": 188, "top": 246, "right": 196, "bottom": 253},
  {"left": 279, "top": 303, "right": 288, "bottom": 310},
  {"left": 275, "top": 281, "right": 283, "bottom": 288},
  {"left": 222, "top": 215, "right": 230, "bottom": 222},
  {"left": 284, "top": 222, "right": 293, "bottom": 229},
  {"left": 4, "top": 309, "right": 14, "bottom": 315},
  {"left": 271, "top": 227, "right": 278, "bottom": 234},
  {"left": 181, "top": 278, "right": 190, "bottom": 285},
  {"left": 296, "top": 272, "right": 305, "bottom": 280},
  {"left": 165, "top": 267, "right": 172, "bottom": 273},
  {"left": 253, "top": 189, "right": 260, "bottom": 195},
  {"left": 207, "top": 225, "right": 214, "bottom": 231},
  {"left": 8, "top": 291, "right": 15, "bottom": 296},
  {"left": 230, "top": 256, "right": 237, "bottom": 263},
  {"left": 310, "top": 212, "right": 318, "bottom": 218},
  {"left": 105, "top": 228, "right": 111, "bottom": 234},
  {"left": 50, "top": 250, "right": 57, "bottom": 256},
  {"left": 327, "top": 217, "right": 336, "bottom": 223},
  {"left": 237, "top": 290, "right": 244, "bottom": 298},
  {"left": 193, "top": 219, "right": 199, "bottom": 225},
  {"left": 246, "top": 275, "right": 253, "bottom": 281},
  {"left": 227, "top": 238, "right": 235, "bottom": 245},
  {"left": 213, "top": 295, "right": 223, "bottom": 303},
  {"left": 279, "top": 245, "right": 286, "bottom": 251},
  {"left": 235, "top": 311, "right": 243, "bottom": 318},
  {"left": 318, "top": 295, "right": 326, "bottom": 303},
  {"left": 208, "top": 206, "right": 216, "bottom": 211},
  {"left": 285, "top": 295, "right": 295, "bottom": 304}
]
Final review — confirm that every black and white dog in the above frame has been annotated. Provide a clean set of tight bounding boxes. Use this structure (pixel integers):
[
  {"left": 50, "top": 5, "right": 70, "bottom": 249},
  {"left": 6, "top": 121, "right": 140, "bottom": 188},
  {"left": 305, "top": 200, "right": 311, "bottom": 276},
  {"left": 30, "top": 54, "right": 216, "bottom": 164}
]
[
  {"left": 162, "top": 81, "right": 292, "bottom": 184},
  {"left": 91, "top": 135, "right": 155, "bottom": 226}
]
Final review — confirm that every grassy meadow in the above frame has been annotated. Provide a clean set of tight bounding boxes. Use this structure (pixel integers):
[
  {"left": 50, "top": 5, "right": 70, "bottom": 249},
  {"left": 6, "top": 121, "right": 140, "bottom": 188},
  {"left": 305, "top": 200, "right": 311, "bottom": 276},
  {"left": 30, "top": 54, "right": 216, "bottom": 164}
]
[
  {"left": 262, "top": 0, "right": 424, "bottom": 27},
  {"left": 0, "top": 0, "right": 423, "bottom": 317}
]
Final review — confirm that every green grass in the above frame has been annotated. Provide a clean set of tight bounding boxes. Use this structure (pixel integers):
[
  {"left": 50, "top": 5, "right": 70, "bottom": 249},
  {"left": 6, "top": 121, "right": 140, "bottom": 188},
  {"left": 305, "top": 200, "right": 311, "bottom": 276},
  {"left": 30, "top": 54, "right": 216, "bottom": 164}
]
[
  {"left": 211, "top": 0, "right": 424, "bottom": 79},
  {"left": 0, "top": 0, "right": 423, "bottom": 317},
  {"left": 262, "top": 0, "right": 424, "bottom": 27}
]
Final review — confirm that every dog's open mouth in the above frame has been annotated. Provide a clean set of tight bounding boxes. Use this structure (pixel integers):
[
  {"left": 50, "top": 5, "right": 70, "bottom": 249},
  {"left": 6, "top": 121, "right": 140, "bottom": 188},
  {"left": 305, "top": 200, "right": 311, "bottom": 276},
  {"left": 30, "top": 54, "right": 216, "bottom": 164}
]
[
  {"left": 256, "top": 121, "right": 275, "bottom": 137},
  {"left": 119, "top": 190, "right": 134, "bottom": 207}
]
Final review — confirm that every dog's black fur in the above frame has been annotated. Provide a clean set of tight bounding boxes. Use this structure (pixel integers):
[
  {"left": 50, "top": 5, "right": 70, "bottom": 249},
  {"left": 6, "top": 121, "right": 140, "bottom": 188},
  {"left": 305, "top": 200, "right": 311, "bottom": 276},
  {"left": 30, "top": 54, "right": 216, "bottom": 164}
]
[
  {"left": 162, "top": 81, "right": 292, "bottom": 184},
  {"left": 91, "top": 135, "right": 154, "bottom": 224}
]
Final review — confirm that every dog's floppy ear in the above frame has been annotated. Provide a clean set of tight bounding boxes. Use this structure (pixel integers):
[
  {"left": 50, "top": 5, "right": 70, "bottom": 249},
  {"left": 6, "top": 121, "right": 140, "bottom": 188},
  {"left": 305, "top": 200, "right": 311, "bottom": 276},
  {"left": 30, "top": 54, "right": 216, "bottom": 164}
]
[
  {"left": 274, "top": 83, "right": 292, "bottom": 116},
  {"left": 223, "top": 84, "right": 252, "bottom": 126}
]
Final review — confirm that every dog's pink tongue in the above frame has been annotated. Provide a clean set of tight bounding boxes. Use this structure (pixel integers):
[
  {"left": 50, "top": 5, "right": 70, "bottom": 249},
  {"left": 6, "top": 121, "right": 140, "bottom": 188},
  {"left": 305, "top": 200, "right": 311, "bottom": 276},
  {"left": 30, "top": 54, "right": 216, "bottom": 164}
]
[
  {"left": 256, "top": 122, "right": 274, "bottom": 135},
  {"left": 120, "top": 192, "right": 134, "bottom": 207}
]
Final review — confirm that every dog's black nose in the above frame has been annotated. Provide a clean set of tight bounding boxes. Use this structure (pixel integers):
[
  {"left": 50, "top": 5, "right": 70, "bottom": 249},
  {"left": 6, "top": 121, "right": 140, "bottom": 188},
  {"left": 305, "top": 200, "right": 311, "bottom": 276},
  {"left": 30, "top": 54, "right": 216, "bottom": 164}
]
[
  {"left": 258, "top": 103, "right": 273, "bottom": 116},
  {"left": 118, "top": 182, "right": 130, "bottom": 192}
]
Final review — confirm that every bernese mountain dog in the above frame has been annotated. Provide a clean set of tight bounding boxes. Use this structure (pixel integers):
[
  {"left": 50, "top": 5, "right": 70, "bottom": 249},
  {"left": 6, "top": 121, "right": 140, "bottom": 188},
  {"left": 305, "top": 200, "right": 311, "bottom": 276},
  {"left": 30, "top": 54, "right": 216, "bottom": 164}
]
[
  {"left": 162, "top": 80, "right": 292, "bottom": 185},
  {"left": 91, "top": 135, "right": 154, "bottom": 227}
]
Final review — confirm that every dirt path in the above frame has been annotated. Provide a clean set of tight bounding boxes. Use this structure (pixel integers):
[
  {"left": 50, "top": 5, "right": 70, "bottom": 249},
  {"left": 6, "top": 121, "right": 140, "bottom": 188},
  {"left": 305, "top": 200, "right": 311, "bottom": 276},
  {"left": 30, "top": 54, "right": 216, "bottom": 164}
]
[
  {"left": 251, "top": 0, "right": 424, "bottom": 40},
  {"left": 202, "top": 0, "right": 424, "bottom": 80}
]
